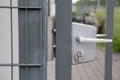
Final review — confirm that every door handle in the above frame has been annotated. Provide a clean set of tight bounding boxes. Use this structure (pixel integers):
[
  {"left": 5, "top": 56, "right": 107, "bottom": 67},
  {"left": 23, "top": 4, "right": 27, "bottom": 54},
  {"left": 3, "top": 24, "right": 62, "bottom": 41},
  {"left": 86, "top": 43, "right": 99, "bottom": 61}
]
[
  {"left": 96, "top": 34, "right": 106, "bottom": 37},
  {"left": 76, "top": 36, "right": 112, "bottom": 43}
]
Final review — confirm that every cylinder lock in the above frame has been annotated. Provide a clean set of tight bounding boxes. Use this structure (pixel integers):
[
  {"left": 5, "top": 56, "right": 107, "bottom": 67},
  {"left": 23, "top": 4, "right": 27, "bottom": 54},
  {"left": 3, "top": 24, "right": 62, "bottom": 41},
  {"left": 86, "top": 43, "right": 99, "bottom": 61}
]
[{"left": 74, "top": 50, "right": 85, "bottom": 63}]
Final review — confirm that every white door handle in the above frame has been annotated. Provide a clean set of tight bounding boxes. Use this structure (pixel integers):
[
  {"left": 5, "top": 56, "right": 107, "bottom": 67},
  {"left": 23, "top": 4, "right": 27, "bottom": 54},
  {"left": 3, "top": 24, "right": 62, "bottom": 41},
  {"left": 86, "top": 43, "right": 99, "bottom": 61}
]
[
  {"left": 76, "top": 36, "right": 112, "bottom": 43},
  {"left": 96, "top": 34, "right": 106, "bottom": 37}
]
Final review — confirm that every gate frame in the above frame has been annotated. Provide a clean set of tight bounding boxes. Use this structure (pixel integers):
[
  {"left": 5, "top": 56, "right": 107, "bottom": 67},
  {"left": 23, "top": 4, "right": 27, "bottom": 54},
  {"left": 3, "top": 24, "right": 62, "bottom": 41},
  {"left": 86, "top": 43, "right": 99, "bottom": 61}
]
[{"left": 56, "top": 0, "right": 72, "bottom": 80}]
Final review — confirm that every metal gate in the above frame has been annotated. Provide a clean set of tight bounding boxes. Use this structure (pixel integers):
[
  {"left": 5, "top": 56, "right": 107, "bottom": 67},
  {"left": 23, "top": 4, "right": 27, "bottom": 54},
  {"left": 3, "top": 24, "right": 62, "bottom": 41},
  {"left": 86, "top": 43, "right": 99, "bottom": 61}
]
[
  {"left": 0, "top": 0, "right": 115, "bottom": 80},
  {"left": 0, "top": 0, "right": 47, "bottom": 80},
  {"left": 56, "top": 0, "right": 114, "bottom": 80}
]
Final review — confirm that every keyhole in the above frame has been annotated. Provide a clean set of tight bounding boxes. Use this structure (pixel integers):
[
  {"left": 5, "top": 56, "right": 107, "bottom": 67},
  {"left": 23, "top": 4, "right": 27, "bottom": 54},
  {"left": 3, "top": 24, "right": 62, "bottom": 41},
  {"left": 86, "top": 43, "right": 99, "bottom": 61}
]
[
  {"left": 74, "top": 51, "right": 84, "bottom": 63},
  {"left": 77, "top": 52, "right": 83, "bottom": 62}
]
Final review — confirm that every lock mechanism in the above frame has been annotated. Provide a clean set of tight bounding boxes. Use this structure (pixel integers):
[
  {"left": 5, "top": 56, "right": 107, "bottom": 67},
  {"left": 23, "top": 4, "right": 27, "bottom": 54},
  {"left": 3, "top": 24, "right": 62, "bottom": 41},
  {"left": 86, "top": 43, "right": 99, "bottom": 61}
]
[
  {"left": 72, "top": 22, "right": 112, "bottom": 65},
  {"left": 74, "top": 50, "right": 85, "bottom": 63}
]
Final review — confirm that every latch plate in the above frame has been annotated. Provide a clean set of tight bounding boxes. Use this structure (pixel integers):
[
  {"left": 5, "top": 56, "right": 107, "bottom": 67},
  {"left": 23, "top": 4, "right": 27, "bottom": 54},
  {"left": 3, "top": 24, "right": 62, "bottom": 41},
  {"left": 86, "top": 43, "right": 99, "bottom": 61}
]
[{"left": 72, "top": 22, "right": 96, "bottom": 65}]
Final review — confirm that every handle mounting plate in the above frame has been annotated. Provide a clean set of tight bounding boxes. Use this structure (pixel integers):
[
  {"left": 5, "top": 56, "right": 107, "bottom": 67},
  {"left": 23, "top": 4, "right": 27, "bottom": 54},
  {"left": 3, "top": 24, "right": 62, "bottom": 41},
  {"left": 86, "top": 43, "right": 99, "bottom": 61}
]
[{"left": 72, "top": 22, "right": 96, "bottom": 65}]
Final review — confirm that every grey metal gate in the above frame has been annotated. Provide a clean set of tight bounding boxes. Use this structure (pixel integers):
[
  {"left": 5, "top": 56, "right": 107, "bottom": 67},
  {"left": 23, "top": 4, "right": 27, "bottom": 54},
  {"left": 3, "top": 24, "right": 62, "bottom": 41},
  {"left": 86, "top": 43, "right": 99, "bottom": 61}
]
[
  {"left": 0, "top": 0, "right": 114, "bottom": 80},
  {"left": 0, "top": 0, "right": 47, "bottom": 80},
  {"left": 56, "top": 0, "right": 114, "bottom": 80}
]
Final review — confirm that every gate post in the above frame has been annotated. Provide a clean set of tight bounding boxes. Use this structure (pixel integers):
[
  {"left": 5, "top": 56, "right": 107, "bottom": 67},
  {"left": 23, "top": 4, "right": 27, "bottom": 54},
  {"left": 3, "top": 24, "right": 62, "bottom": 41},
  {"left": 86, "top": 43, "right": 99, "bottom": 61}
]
[
  {"left": 18, "top": 0, "right": 47, "bottom": 80},
  {"left": 105, "top": 0, "right": 114, "bottom": 80},
  {"left": 56, "top": 0, "right": 72, "bottom": 80}
]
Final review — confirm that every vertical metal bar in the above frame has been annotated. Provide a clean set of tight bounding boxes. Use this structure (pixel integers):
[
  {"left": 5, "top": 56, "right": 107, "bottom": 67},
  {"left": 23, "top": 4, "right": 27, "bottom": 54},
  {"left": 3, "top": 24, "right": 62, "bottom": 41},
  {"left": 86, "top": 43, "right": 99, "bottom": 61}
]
[
  {"left": 105, "top": 0, "right": 114, "bottom": 80},
  {"left": 25, "top": 0, "right": 28, "bottom": 79},
  {"left": 42, "top": 0, "right": 47, "bottom": 80},
  {"left": 56, "top": 0, "right": 72, "bottom": 80},
  {"left": 10, "top": 0, "right": 13, "bottom": 80}
]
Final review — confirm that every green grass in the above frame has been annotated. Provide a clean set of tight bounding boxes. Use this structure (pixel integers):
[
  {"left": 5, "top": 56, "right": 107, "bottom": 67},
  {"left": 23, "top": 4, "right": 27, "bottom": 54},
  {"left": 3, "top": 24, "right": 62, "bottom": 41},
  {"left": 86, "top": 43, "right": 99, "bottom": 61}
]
[{"left": 96, "top": 8, "right": 120, "bottom": 53}]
